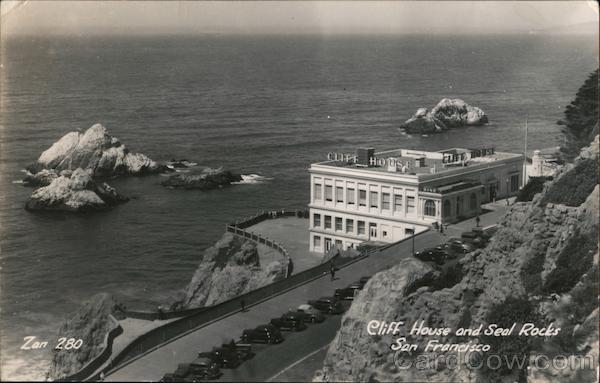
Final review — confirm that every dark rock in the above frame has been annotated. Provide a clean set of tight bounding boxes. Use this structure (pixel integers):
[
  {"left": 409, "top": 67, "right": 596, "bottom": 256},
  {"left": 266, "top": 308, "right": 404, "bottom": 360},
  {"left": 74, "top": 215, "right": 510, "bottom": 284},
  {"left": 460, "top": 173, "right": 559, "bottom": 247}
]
[{"left": 161, "top": 167, "right": 242, "bottom": 190}]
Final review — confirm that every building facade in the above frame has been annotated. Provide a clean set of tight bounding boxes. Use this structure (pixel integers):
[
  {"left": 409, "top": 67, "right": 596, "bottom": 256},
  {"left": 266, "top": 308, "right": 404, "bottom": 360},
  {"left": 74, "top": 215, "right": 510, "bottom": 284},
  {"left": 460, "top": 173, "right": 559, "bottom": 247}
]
[{"left": 309, "top": 147, "right": 524, "bottom": 253}]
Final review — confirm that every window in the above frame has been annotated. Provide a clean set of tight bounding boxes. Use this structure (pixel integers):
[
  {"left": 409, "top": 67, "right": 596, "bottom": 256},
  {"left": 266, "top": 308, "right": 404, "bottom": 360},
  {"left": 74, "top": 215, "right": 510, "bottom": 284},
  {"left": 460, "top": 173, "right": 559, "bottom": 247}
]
[
  {"left": 407, "top": 196, "right": 415, "bottom": 213},
  {"left": 313, "top": 213, "right": 321, "bottom": 227},
  {"left": 314, "top": 183, "right": 322, "bottom": 200},
  {"left": 324, "top": 215, "right": 332, "bottom": 229},
  {"left": 383, "top": 231, "right": 388, "bottom": 237},
  {"left": 359, "top": 189, "right": 367, "bottom": 206},
  {"left": 370, "top": 191, "right": 378, "bottom": 208},
  {"left": 346, "top": 219, "right": 354, "bottom": 233},
  {"left": 325, "top": 185, "right": 333, "bottom": 201},
  {"left": 324, "top": 237, "right": 332, "bottom": 252},
  {"left": 336, "top": 186, "right": 344, "bottom": 203},
  {"left": 335, "top": 240, "right": 343, "bottom": 248},
  {"left": 347, "top": 188, "right": 355, "bottom": 205},
  {"left": 424, "top": 199, "right": 436, "bottom": 216},
  {"left": 313, "top": 236, "right": 321, "bottom": 248},
  {"left": 469, "top": 193, "right": 477, "bottom": 210},
  {"left": 382, "top": 193, "right": 391, "bottom": 210},
  {"left": 357, "top": 221, "right": 366, "bottom": 235},
  {"left": 511, "top": 174, "right": 519, "bottom": 192},
  {"left": 335, "top": 217, "right": 343, "bottom": 231},
  {"left": 394, "top": 194, "right": 403, "bottom": 212}
]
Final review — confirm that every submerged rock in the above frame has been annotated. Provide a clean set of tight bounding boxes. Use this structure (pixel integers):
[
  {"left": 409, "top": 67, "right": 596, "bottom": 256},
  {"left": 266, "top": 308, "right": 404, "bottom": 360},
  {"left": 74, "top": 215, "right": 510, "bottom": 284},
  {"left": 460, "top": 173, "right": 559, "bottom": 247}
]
[
  {"left": 161, "top": 167, "right": 242, "bottom": 190},
  {"left": 48, "top": 293, "right": 125, "bottom": 380},
  {"left": 26, "top": 123, "right": 166, "bottom": 179},
  {"left": 400, "top": 99, "right": 488, "bottom": 134},
  {"left": 25, "top": 168, "right": 128, "bottom": 212}
]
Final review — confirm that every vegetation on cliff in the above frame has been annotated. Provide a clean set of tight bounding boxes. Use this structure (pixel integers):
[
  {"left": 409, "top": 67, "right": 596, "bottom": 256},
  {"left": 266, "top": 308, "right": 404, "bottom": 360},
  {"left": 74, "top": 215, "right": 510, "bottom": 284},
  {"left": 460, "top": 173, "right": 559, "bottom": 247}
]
[{"left": 558, "top": 69, "right": 598, "bottom": 161}]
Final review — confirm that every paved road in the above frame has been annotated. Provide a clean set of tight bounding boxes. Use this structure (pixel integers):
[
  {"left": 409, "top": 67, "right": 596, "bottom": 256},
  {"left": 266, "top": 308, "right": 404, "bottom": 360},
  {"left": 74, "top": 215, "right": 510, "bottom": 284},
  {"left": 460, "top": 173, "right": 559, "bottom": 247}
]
[{"left": 106, "top": 205, "right": 508, "bottom": 382}]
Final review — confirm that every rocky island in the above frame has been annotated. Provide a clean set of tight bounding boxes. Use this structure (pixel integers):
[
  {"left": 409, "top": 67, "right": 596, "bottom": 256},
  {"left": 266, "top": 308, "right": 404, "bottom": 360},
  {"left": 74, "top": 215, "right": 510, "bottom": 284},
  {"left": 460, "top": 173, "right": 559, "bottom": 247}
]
[
  {"left": 25, "top": 168, "right": 129, "bottom": 212},
  {"left": 23, "top": 123, "right": 166, "bottom": 212},
  {"left": 161, "top": 167, "right": 242, "bottom": 190},
  {"left": 400, "top": 98, "right": 488, "bottom": 134},
  {"left": 26, "top": 123, "right": 165, "bottom": 180}
]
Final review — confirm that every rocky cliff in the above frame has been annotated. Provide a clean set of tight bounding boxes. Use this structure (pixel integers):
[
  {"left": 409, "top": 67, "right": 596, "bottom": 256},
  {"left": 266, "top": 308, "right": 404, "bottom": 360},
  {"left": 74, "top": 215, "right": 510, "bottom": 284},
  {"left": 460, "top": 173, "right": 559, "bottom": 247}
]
[
  {"left": 48, "top": 293, "right": 125, "bottom": 380},
  {"left": 400, "top": 99, "right": 488, "bottom": 134},
  {"left": 25, "top": 168, "right": 128, "bottom": 212},
  {"left": 26, "top": 123, "right": 165, "bottom": 180},
  {"left": 316, "top": 137, "right": 598, "bottom": 382},
  {"left": 177, "top": 233, "right": 287, "bottom": 308}
]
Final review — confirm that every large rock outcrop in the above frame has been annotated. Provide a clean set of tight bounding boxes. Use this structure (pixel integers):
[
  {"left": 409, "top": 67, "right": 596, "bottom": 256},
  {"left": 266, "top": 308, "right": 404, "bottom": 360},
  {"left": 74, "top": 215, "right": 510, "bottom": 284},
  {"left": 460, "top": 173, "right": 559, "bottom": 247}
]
[
  {"left": 316, "top": 137, "right": 598, "bottom": 383},
  {"left": 400, "top": 99, "right": 488, "bottom": 133},
  {"left": 25, "top": 168, "right": 128, "bottom": 212},
  {"left": 177, "top": 233, "right": 287, "bottom": 308},
  {"left": 161, "top": 167, "right": 242, "bottom": 190},
  {"left": 26, "top": 123, "right": 165, "bottom": 179},
  {"left": 48, "top": 293, "right": 125, "bottom": 380}
]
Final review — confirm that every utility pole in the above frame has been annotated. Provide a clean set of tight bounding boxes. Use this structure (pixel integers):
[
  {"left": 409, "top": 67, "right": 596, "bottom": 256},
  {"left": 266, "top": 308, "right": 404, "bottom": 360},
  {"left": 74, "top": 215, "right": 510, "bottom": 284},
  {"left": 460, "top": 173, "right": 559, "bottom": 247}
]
[
  {"left": 412, "top": 225, "right": 415, "bottom": 256},
  {"left": 523, "top": 116, "right": 528, "bottom": 187}
]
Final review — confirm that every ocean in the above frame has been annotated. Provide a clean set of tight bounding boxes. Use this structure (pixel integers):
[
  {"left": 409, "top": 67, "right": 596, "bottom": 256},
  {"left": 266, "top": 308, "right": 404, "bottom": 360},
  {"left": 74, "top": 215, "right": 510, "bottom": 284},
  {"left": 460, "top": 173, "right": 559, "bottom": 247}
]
[{"left": 0, "top": 33, "right": 597, "bottom": 380}]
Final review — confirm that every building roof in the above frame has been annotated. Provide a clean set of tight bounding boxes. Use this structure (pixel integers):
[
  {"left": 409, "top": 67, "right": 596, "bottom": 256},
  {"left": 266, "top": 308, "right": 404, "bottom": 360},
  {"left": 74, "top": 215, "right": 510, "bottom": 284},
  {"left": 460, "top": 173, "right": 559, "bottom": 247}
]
[{"left": 312, "top": 147, "right": 523, "bottom": 177}]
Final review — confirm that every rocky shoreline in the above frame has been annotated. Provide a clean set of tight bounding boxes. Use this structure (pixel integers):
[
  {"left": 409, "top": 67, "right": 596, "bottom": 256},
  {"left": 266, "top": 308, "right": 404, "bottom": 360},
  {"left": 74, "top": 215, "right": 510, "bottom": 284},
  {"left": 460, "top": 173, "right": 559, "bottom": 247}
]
[{"left": 161, "top": 167, "right": 242, "bottom": 190}]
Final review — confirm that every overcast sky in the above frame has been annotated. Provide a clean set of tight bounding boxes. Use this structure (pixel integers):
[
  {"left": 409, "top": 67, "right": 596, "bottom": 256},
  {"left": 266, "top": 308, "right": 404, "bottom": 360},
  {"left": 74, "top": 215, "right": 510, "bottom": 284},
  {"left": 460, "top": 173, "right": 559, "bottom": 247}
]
[{"left": 1, "top": 1, "right": 598, "bottom": 35}]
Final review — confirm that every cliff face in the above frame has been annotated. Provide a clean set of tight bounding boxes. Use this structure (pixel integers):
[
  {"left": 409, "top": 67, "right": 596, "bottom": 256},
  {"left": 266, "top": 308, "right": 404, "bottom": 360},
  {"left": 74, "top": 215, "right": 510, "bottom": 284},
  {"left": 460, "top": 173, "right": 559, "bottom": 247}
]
[
  {"left": 48, "top": 293, "right": 125, "bottom": 380},
  {"left": 179, "top": 233, "right": 287, "bottom": 308},
  {"left": 317, "top": 137, "right": 598, "bottom": 383}
]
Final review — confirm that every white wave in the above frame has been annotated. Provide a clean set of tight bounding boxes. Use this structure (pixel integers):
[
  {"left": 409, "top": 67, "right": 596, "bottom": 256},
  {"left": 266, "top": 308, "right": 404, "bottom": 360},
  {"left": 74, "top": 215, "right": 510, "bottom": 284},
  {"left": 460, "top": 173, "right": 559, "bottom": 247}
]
[
  {"left": 232, "top": 174, "right": 273, "bottom": 185},
  {"left": 12, "top": 180, "right": 24, "bottom": 184}
]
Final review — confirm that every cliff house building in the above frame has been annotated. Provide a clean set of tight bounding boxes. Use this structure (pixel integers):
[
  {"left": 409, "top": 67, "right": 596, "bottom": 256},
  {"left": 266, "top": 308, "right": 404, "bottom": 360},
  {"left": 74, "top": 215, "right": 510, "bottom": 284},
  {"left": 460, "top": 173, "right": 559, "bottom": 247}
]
[{"left": 309, "top": 147, "right": 524, "bottom": 252}]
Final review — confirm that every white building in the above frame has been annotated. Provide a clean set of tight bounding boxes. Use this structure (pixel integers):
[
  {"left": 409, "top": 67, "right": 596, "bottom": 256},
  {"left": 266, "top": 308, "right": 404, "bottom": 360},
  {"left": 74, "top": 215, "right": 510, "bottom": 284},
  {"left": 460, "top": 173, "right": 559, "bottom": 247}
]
[{"left": 309, "top": 147, "right": 524, "bottom": 252}]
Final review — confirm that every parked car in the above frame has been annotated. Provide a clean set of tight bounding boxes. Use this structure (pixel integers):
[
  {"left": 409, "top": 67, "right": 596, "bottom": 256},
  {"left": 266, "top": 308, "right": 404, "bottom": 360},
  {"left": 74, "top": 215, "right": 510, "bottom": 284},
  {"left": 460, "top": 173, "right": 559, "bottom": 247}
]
[
  {"left": 221, "top": 340, "right": 254, "bottom": 360},
  {"left": 188, "top": 357, "right": 222, "bottom": 379},
  {"left": 334, "top": 286, "right": 360, "bottom": 300},
  {"left": 442, "top": 239, "right": 474, "bottom": 256},
  {"left": 461, "top": 231, "right": 489, "bottom": 247},
  {"left": 270, "top": 312, "right": 308, "bottom": 331},
  {"left": 241, "top": 324, "right": 284, "bottom": 344},
  {"left": 414, "top": 247, "right": 448, "bottom": 265},
  {"left": 308, "top": 297, "right": 345, "bottom": 314},
  {"left": 295, "top": 304, "right": 326, "bottom": 323},
  {"left": 198, "top": 347, "right": 241, "bottom": 369}
]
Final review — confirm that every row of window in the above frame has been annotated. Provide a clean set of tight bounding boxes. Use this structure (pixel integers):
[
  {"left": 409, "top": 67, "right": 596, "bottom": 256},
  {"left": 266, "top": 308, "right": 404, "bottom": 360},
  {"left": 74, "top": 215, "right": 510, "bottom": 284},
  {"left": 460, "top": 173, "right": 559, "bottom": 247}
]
[
  {"left": 314, "top": 183, "right": 416, "bottom": 213},
  {"left": 313, "top": 213, "right": 367, "bottom": 235}
]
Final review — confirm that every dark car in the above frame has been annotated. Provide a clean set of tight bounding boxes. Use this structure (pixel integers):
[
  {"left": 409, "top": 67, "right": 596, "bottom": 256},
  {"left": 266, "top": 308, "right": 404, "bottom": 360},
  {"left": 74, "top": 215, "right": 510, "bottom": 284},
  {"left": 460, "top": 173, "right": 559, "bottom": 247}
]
[
  {"left": 221, "top": 340, "right": 254, "bottom": 360},
  {"left": 270, "top": 312, "right": 308, "bottom": 331},
  {"left": 295, "top": 304, "right": 326, "bottom": 323},
  {"left": 241, "top": 324, "right": 284, "bottom": 344},
  {"left": 461, "top": 231, "right": 489, "bottom": 248},
  {"left": 198, "top": 347, "right": 241, "bottom": 369},
  {"left": 334, "top": 286, "right": 360, "bottom": 300},
  {"left": 442, "top": 240, "right": 473, "bottom": 256},
  {"left": 308, "top": 297, "right": 345, "bottom": 314},
  {"left": 414, "top": 247, "right": 448, "bottom": 265},
  {"left": 189, "top": 357, "right": 222, "bottom": 379}
]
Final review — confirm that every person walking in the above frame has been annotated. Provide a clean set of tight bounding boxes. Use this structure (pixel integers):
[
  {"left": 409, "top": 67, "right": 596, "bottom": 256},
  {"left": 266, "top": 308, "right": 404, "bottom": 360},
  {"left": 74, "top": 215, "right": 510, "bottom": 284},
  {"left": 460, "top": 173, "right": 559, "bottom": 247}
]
[
  {"left": 240, "top": 299, "right": 246, "bottom": 312},
  {"left": 330, "top": 262, "right": 336, "bottom": 281},
  {"left": 475, "top": 215, "right": 481, "bottom": 227}
]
